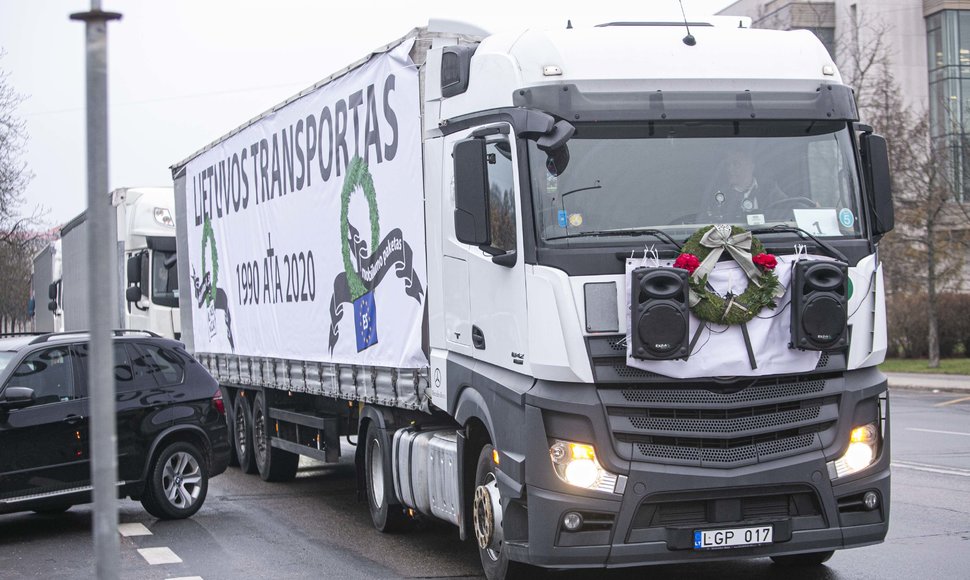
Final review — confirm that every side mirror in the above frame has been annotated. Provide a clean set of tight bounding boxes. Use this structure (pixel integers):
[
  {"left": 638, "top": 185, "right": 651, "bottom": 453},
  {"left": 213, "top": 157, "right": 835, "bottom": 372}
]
[
  {"left": 538, "top": 120, "right": 575, "bottom": 176},
  {"left": 48, "top": 282, "right": 58, "bottom": 301},
  {"left": 127, "top": 254, "right": 142, "bottom": 285},
  {"left": 48, "top": 300, "right": 58, "bottom": 312},
  {"left": 126, "top": 285, "right": 142, "bottom": 303},
  {"left": 453, "top": 138, "right": 491, "bottom": 246},
  {"left": 860, "top": 133, "right": 894, "bottom": 238},
  {"left": 0, "top": 386, "right": 36, "bottom": 409}
]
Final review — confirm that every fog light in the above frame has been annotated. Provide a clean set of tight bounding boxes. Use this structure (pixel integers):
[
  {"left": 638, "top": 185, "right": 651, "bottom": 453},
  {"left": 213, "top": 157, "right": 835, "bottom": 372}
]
[
  {"left": 562, "top": 511, "right": 583, "bottom": 531},
  {"left": 863, "top": 491, "right": 879, "bottom": 511},
  {"left": 549, "top": 439, "right": 620, "bottom": 493}
]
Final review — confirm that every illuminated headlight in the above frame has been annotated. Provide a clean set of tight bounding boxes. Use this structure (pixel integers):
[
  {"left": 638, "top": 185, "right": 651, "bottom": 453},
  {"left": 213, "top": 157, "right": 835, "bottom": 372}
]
[
  {"left": 828, "top": 423, "right": 879, "bottom": 479},
  {"left": 154, "top": 207, "right": 175, "bottom": 227},
  {"left": 549, "top": 439, "right": 619, "bottom": 493}
]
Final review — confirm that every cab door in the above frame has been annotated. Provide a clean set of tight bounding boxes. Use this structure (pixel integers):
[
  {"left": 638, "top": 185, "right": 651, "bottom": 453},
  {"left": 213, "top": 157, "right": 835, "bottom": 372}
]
[
  {"left": 0, "top": 345, "right": 88, "bottom": 497},
  {"left": 443, "top": 123, "right": 530, "bottom": 373}
]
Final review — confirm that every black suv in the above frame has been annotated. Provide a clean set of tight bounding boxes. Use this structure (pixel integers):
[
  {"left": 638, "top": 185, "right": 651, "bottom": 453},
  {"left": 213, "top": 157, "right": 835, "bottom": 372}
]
[{"left": 0, "top": 331, "right": 230, "bottom": 519}]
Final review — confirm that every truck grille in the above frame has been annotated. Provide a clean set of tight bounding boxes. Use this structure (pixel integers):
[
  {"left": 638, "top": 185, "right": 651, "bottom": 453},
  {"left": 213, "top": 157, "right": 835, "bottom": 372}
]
[{"left": 598, "top": 377, "right": 841, "bottom": 468}]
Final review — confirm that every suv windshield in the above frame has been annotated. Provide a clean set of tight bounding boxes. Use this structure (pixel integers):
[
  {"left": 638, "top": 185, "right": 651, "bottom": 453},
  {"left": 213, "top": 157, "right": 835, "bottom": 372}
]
[
  {"left": 0, "top": 351, "right": 15, "bottom": 374},
  {"left": 530, "top": 121, "right": 863, "bottom": 245}
]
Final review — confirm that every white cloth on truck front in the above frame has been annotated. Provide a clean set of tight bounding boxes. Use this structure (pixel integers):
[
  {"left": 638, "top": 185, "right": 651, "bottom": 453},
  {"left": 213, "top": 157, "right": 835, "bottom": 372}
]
[{"left": 625, "top": 254, "right": 825, "bottom": 379}]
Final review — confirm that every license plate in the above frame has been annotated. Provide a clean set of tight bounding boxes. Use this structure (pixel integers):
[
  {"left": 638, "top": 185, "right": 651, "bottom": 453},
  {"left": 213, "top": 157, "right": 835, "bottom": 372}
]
[{"left": 693, "top": 525, "right": 773, "bottom": 549}]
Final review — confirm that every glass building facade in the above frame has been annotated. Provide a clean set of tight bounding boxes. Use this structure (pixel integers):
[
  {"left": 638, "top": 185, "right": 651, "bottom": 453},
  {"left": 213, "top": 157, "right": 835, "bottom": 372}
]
[{"left": 927, "top": 9, "right": 970, "bottom": 198}]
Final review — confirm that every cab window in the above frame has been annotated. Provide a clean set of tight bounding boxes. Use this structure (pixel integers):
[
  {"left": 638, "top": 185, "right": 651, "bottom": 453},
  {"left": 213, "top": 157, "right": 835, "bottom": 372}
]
[{"left": 486, "top": 139, "right": 516, "bottom": 253}]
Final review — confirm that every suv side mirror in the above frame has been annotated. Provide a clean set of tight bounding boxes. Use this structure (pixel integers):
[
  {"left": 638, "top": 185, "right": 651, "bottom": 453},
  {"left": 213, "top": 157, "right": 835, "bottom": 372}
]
[
  {"left": 453, "top": 138, "right": 491, "bottom": 246},
  {"left": 860, "top": 133, "right": 894, "bottom": 238},
  {"left": 0, "top": 386, "right": 36, "bottom": 409}
]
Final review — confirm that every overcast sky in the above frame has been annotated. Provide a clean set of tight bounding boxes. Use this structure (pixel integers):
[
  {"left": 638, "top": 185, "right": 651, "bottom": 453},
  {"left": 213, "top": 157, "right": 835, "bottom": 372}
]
[{"left": 0, "top": 0, "right": 734, "bottom": 226}]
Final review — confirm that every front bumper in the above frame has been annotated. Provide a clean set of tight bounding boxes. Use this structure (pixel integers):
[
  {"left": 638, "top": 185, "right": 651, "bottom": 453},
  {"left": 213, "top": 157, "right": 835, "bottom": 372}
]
[{"left": 493, "top": 366, "right": 890, "bottom": 568}]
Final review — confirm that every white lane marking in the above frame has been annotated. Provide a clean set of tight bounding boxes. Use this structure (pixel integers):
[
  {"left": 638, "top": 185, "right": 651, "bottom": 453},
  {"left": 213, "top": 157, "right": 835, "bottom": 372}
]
[
  {"left": 137, "top": 547, "right": 183, "bottom": 565},
  {"left": 892, "top": 461, "right": 970, "bottom": 478},
  {"left": 118, "top": 523, "right": 152, "bottom": 537},
  {"left": 167, "top": 577, "right": 204, "bottom": 580},
  {"left": 907, "top": 428, "right": 970, "bottom": 437}
]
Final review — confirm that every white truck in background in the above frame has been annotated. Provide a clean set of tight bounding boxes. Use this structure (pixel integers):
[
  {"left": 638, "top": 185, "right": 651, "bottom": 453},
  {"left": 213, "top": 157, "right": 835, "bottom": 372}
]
[
  {"left": 31, "top": 239, "right": 64, "bottom": 333},
  {"left": 56, "top": 187, "right": 180, "bottom": 339},
  {"left": 172, "top": 19, "right": 894, "bottom": 579}
]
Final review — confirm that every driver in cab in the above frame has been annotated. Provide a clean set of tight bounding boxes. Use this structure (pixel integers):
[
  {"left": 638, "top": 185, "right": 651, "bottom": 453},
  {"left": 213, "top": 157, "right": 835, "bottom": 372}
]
[{"left": 706, "top": 149, "right": 785, "bottom": 224}]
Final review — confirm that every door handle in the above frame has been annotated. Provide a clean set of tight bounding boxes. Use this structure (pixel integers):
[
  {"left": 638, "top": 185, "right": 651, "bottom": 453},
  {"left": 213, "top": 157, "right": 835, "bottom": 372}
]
[
  {"left": 63, "top": 414, "right": 83, "bottom": 425},
  {"left": 472, "top": 325, "right": 486, "bottom": 350}
]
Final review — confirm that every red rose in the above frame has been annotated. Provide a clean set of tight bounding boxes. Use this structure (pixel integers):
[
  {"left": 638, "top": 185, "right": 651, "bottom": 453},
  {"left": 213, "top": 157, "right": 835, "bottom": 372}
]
[
  {"left": 753, "top": 253, "right": 777, "bottom": 270},
  {"left": 673, "top": 253, "right": 701, "bottom": 274}
]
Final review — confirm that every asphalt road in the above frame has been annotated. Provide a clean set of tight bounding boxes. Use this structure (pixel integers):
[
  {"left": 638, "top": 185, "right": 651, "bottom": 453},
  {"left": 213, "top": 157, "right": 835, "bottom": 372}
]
[{"left": 1, "top": 389, "right": 968, "bottom": 579}]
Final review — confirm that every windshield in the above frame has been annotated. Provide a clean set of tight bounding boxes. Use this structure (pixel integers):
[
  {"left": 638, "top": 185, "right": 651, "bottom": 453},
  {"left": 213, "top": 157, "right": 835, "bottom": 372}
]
[
  {"left": 0, "top": 351, "right": 15, "bottom": 374},
  {"left": 152, "top": 250, "right": 179, "bottom": 308},
  {"left": 530, "top": 121, "right": 864, "bottom": 245}
]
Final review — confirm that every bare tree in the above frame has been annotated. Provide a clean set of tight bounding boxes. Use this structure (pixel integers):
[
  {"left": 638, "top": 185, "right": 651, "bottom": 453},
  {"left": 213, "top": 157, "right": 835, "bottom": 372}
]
[
  {"left": 839, "top": 15, "right": 970, "bottom": 367},
  {"left": 0, "top": 52, "right": 42, "bottom": 331}
]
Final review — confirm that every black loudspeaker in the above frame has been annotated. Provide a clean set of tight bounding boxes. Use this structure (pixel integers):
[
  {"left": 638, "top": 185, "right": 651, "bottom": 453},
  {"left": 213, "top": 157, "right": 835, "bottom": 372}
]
[
  {"left": 790, "top": 261, "right": 849, "bottom": 351},
  {"left": 630, "top": 267, "right": 690, "bottom": 360}
]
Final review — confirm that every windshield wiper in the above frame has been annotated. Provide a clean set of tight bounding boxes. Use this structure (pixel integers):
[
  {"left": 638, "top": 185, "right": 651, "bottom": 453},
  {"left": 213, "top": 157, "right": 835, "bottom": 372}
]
[
  {"left": 546, "top": 227, "right": 682, "bottom": 249},
  {"left": 750, "top": 225, "right": 848, "bottom": 262}
]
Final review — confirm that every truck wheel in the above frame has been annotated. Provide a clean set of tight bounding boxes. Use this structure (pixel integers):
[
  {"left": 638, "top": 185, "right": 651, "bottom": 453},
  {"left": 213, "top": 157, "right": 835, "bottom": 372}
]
[
  {"left": 364, "top": 422, "right": 409, "bottom": 532},
  {"left": 140, "top": 441, "right": 208, "bottom": 520},
  {"left": 770, "top": 550, "right": 835, "bottom": 567},
  {"left": 474, "top": 444, "right": 533, "bottom": 580},
  {"left": 252, "top": 391, "right": 299, "bottom": 482},
  {"left": 232, "top": 394, "right": 258, "bottom": 474}
]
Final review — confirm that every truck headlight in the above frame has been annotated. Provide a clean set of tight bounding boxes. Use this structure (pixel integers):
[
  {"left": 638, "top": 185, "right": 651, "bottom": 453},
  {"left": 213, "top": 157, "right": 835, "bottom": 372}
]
[
  {"left": 828, "top": 423, "right": 879, "bottom": 479},
  {"left": 549, "top": 439, "right": 619, "bottom": 493}
]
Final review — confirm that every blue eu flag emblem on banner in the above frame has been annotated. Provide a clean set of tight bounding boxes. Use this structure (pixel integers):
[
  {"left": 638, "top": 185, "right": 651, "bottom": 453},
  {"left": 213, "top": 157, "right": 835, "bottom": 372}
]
[{"left": 353, "top": 291, "right": 378, "bottom": 352}]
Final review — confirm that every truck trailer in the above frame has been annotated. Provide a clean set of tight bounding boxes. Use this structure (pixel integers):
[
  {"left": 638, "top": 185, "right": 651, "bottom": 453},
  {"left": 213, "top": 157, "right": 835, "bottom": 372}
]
[
  {"left": 171, "top": 19, "right": 894, "bottom": 578},
  {"left": 59, "top": 187, "right": 180, "bottom": 339}
]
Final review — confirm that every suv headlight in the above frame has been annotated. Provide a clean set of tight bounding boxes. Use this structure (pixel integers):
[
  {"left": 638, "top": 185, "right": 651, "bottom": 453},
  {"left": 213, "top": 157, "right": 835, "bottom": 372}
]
[
  {"left": 828, "top": 423, "right": 879, "bottom": 479},
  {"left": 549, "top": 439, "right": 619, "bottom": 493}
]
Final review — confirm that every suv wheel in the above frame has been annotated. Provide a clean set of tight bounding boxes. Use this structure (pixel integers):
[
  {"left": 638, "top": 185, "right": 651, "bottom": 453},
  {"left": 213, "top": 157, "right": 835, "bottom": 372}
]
[{"left": 141, "top": 441, "right": 209, "bottom": 520}]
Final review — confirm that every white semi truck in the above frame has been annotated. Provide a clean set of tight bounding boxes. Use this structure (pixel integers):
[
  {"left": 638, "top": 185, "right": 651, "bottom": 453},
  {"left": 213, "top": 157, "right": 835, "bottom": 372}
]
[
  {"left": 57, "top": 187, "right": 180, "bottom": 339},
  {"left": 171, "top": 20, "right": 894, "bottom": 578}
]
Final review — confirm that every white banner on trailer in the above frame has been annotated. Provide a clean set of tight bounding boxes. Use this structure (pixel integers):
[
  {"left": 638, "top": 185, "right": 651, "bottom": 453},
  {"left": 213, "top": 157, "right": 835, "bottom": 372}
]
[{"left": 183, "top": 41, "right": 427, "bottom": 368}]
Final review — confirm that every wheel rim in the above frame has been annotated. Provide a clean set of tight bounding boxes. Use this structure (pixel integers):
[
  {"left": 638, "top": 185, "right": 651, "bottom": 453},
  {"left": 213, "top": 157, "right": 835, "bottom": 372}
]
[
  {"left": 253, "top": 401, "right": 267, "bottom": 465},
  {"left": 162, "top": 451, "right": 202, "bottom": 509},
  {"left": 234, "top": 403, "right": 248, "bottom": 458},
  {"left": 369, "top": 438, "right": 385, "bottom": 508},
  {"left": 473, "top": 472, "right": 503, "bottom": 562}
]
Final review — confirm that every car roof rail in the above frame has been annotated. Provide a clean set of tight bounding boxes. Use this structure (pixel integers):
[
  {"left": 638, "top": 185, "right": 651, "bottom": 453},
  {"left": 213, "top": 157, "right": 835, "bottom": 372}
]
[
  {"left": 112, "top": 329, "right": 162, "bottom": 338},
  {"left": 27, "top": 329, "right": 162, "bottom": 345}
]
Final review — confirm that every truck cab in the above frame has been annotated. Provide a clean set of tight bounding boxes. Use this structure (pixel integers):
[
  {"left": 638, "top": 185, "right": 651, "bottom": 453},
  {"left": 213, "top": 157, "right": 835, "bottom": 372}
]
[
  {"left": 424, "top": 21, "right": 891, "bottom": 574},
  {"left": 115, "top": 187, "right": 180, "bottom": 339}
]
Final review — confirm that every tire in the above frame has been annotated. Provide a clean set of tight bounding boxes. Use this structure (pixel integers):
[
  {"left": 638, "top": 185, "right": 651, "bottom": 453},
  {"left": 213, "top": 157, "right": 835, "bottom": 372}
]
[
  {"left": 232, "top": 394, "right": 258, "bottom": 474},
  {"left": 474, "top": 444, "right": 535, "bottom": 580},
  {"left": 364, "top": 422, "right": 409, "bottom": 532},
  {"left": 140, "top": 441, "right": 208, "bottom": 520},
  {"left": 770, "top": 550, "right": 835, "bottom": 567},
  {"left": 252, "top": 391, "right": 299, "bottom": 482}
]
